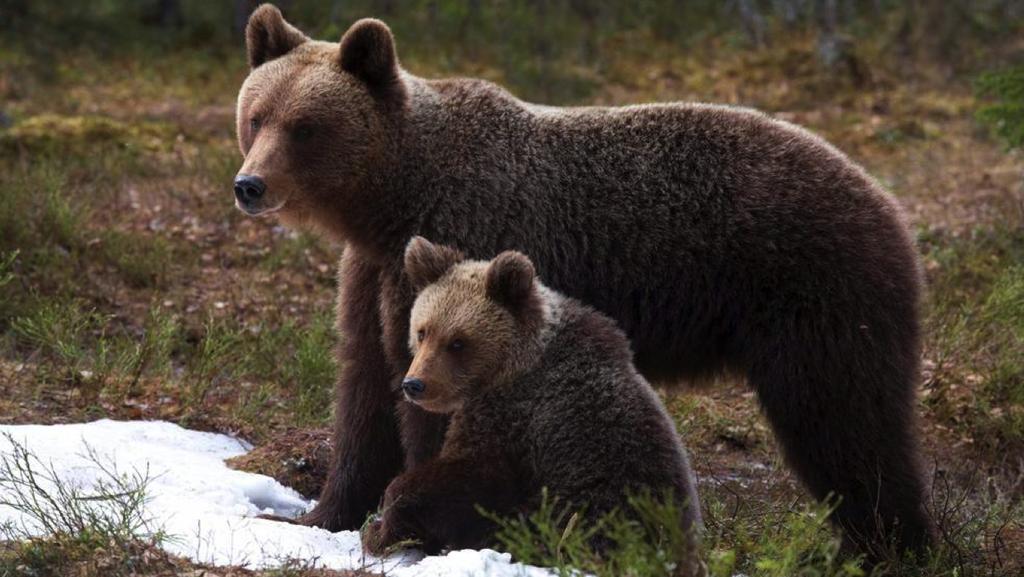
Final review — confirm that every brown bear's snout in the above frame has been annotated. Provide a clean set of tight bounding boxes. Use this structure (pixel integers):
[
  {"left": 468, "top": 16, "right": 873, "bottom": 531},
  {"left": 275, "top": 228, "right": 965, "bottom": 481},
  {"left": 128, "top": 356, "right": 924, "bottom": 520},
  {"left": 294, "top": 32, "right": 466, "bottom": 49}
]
[
  {"left": 234, "top": 174, "right": 266, "bottom": 211},
  {"left": 401, "top": 377, "right": 426, "bottom": 400}
]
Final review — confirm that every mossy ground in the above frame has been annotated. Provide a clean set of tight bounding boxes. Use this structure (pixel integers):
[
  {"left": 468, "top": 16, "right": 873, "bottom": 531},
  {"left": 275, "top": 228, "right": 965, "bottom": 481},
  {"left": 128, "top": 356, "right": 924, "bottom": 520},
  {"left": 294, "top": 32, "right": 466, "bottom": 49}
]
[{"left": 1, "top": 12, "right": 1022, "bottom": 577}]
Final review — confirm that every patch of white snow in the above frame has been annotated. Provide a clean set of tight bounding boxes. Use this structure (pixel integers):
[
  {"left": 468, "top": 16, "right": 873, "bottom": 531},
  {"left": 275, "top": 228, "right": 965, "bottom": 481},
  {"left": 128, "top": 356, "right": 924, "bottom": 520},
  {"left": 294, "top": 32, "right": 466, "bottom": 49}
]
[{"left": 0, "top": 419, "right": 552, "bottom": 576}]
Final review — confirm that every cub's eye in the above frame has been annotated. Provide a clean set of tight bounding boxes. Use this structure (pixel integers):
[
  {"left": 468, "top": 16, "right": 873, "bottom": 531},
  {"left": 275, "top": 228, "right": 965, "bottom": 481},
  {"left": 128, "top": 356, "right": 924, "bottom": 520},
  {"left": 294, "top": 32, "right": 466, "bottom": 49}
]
[
  {"left": 448, "top": 339, "right": 465, "bottom": 352},
  {"left": 292, "top": 124, "right": 315, "bottom": 142},
  {"left": 416, "top": 330, "right": 425, "bottom": 343},
  {"left": 249, "top": 118, "right": 261, "bottom": 133}
]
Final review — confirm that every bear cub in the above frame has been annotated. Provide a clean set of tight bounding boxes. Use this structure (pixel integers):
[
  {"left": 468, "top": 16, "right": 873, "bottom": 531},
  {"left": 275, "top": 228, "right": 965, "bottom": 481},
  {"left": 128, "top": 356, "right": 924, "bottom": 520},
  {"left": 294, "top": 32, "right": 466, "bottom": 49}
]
[{"left": 362, "top": 237, "right": 702, "bottom": 569}]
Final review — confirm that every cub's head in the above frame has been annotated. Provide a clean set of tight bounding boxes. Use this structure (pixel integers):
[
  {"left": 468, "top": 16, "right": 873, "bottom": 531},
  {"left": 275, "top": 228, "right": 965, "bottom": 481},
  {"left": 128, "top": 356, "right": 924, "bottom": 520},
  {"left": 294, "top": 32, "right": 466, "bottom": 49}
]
[
  {"left": 234, "top": 4, "right": 404, "bottom": 235},
  {"left": 402, "top": 237, "right": 547, "bottom": 413}
]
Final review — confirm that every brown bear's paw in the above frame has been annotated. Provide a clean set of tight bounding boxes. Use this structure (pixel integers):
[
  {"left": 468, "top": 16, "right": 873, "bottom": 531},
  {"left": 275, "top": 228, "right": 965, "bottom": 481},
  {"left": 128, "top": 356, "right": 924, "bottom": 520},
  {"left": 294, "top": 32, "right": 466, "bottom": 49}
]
[{"left": 291, "top": 505, "right": 348, "bottom": 531}]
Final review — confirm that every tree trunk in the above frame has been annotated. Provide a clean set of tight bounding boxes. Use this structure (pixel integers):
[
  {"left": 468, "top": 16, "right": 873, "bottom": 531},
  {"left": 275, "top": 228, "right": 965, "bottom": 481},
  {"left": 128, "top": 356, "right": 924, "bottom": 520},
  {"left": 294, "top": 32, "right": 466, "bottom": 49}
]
[
  {"left": 815, "top": 0, "right": 840, "bottom": 68},
  {"left": 738, "top": 0, "right": 767, "bottom": 47}
]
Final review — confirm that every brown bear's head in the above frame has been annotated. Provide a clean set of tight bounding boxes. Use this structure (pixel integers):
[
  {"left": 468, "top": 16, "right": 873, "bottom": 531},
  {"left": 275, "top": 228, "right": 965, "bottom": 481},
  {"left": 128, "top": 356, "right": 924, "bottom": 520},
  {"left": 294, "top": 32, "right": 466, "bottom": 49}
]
[
  {"left": 234, "top": 4, "right": 403, "bottom": 237},
  {"left": 402, "top": 237, "right": 548, "bottom": 413}
]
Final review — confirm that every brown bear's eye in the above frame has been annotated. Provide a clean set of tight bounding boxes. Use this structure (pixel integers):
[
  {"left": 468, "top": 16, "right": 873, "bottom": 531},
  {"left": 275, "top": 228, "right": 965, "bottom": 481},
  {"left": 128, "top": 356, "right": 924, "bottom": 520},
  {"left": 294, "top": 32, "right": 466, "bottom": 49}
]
[
  {"left": 292, "top": 124, "right": 315, "bottom": 142},
  {"left": 448, "top": 339, "right": 464, "bottom": 352},
  {"left": 250, "top": 118, "right": 260, "bottom": 133},
  {"left": 417, "top": 330, "right": 425, "bottom": 343}
]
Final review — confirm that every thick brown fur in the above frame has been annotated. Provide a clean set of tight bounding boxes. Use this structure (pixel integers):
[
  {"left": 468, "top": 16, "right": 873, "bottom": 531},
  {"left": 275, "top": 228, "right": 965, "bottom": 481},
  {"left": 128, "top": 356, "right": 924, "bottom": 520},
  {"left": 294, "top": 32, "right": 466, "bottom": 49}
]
[
  {"left": 360, "top": 240, "right": 702, "bottom": 573},
  {"left": 235, "top": 5, "right": 934, "bottom": 558}
]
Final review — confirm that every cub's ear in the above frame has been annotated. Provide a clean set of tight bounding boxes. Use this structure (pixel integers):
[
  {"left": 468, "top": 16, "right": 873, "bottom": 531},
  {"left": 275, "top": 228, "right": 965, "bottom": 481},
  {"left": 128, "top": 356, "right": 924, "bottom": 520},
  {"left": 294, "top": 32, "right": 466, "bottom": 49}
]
[
  {"left": 339, "top": 18, "right": 400, "bottom": 91},
  {"left": 404, "top": 237, "right": 464, "bottom": 291},
  {"left": 486, "top": 251, "right": 536, "bottom": 310},
  {"left": 246, "top": 4, "right": 308, "bottom": 69}
]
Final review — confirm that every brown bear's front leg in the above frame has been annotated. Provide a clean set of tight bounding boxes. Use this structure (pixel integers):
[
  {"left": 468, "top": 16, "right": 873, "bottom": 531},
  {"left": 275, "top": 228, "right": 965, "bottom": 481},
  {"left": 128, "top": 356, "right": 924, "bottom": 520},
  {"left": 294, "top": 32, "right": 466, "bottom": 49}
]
[
  {"left": 295, "top": 250, "right": 405, "bottom": 531},
  {"left": 361, "top": 455, "right": 522, "bottom": 555}
]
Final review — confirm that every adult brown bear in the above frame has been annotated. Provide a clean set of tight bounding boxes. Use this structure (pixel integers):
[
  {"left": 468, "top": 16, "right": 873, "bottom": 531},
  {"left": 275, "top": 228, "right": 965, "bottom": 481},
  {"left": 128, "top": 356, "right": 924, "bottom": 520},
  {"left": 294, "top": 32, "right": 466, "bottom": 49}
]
[{"left": 233, "top": 4, "right": 933, "bottom": 558}]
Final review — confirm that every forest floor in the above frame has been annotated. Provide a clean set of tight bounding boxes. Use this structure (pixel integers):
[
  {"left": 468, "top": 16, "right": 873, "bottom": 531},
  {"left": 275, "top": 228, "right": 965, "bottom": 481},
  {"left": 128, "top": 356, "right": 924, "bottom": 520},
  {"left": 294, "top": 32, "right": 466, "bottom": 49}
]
[{"left": 0, "top": 28, "right": 1022, "bottom": 577}]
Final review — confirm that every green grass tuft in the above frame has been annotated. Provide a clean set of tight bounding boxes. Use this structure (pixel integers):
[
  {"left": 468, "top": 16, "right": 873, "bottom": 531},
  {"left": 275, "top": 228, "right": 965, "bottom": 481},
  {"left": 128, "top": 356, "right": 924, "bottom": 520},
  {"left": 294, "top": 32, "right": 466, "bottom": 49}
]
[
  {"left": 286, "top": 312, "right": 336, "bottom": 426},
  {"left": 485, "top": 488, "right": 703, "bottom": 577},
  {"left": 0, "top": 250, "right": 16, "bottom": 289},
  {"left": 0, "top": 165, "right": 82, "bottom": 257},
  {"left": 183, "top": 315, "right": 244, "bottom": 412},
  {"left": 100, "top": 230, "right": 173, "bottom": 289},
  {"left": 12, "top": 300, "right": 105, "bottom": 377},
  {"left": 923, "top": 224, "right": 1024, "bottom": 459}
]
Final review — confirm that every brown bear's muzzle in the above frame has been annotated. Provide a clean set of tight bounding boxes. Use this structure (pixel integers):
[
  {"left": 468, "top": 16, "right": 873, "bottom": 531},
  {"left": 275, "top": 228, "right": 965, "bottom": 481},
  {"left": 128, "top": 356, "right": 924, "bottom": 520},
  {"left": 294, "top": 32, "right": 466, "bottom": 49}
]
[{"left": 234, "top": 174, "right": 267, "bottom": 214}]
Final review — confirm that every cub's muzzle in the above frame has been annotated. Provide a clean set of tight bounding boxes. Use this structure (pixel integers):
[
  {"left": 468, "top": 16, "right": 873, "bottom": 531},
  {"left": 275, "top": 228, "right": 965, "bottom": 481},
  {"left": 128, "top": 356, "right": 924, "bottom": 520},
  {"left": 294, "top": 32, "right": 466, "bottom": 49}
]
[{"left": 401, "top": 377, "right": 426, "bottom": 400}]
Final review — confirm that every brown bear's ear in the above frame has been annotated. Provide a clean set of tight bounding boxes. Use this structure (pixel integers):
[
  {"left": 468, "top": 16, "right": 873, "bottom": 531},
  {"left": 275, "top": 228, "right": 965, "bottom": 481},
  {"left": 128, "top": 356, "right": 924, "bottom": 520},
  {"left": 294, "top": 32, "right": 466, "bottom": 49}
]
[
  {"left": 246, "top": 4, "right": 308, "bottom": 69},
  {"left": 338, "top": 19, "right": 400, "bottom": 92},
  {"left": 485, "top": 251, "right": 537, "bottom": 310},
  {"left": 404, "top": 237, "right": 464, "bottom": 291}
]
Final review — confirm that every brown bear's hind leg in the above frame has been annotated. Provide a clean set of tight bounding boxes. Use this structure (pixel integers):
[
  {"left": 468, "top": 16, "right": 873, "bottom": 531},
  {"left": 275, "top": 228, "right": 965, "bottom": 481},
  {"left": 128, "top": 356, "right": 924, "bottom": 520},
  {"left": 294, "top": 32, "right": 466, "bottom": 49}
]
[{"left": 748, "top": 318, "right": 934, "bottom": 561}]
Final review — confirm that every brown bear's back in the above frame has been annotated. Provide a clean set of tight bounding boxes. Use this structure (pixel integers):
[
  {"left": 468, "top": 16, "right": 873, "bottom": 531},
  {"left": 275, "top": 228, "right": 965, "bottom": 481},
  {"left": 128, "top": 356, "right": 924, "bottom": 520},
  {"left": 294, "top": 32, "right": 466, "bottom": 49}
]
[{"left": 396, "top": 83, "right": 918, "bottom": 384}]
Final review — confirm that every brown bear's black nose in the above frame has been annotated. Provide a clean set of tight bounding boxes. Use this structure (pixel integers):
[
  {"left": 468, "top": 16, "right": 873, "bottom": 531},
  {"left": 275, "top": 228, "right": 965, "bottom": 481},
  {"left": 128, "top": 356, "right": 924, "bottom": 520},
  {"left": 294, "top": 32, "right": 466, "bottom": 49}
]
[
  {"left": 234, "top": 174, "right": 266, "bottom": 205},
  {"left": 402, "top": 377, "right": 425, "bottom": 399}
]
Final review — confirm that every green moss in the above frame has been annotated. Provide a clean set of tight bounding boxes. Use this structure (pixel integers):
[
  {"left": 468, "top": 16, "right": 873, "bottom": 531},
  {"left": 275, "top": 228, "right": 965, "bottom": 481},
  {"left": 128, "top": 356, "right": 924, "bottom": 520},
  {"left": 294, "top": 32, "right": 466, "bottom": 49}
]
[{"left": 0, "top": 114, "right": 176, "bottom": 156}]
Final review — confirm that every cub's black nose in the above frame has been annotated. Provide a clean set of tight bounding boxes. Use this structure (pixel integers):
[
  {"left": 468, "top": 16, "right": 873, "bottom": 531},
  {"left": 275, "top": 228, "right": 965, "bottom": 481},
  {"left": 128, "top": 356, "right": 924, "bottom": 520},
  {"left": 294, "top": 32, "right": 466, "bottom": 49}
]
[
  {"left": 234, "top": 174, "right": 266, "bottom": 205},
  {"left": 402, "top": 377, "right": 425, "bottom": 399}
]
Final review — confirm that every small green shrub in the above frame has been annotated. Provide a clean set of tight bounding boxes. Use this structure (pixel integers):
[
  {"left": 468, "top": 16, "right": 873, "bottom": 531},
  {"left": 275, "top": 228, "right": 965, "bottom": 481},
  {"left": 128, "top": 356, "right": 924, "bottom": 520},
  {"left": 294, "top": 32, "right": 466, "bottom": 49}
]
[
  {"left": 100, "top": 229, "right": 172, "bottom": 289},
  {"left": 183, "top": 315, "right": 244, "bottom": 411},
  {"left": 0, "top": 433, "right": 157, "bottom": 543},
  {"left": 0, "top": 432, "right": 164, "bottom": 577},
  {"left": 112, "top": 304, "right": 181, "bottom": 398},
  {"left": 486, "top": 488, "right": 702, "bottom": 577},
  {"left": 12, "top": 300, "right": 105, "bottom": 376},
  {"left": 700, "top": 491, "right": 867, "bottom": 577},
  {"left": 0, "top": 251, "right": 16, "bottom": 289},
  {"left": 741, "top": 508, "right": 864, "bottom": 577},
  {"left": 0, "top": 165, "right": 81, "bottom": 255}
]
